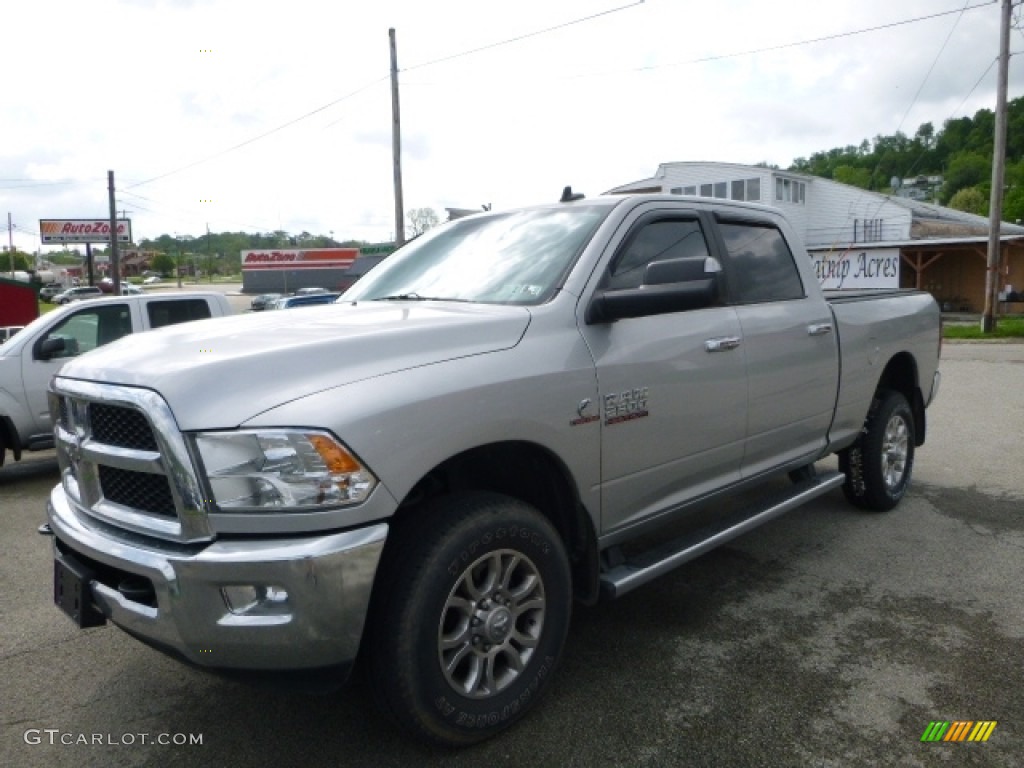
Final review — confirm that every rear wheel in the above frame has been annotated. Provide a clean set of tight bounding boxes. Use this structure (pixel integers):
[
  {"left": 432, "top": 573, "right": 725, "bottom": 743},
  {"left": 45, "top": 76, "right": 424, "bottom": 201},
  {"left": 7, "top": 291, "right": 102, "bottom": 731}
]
[
  {"left": 367, "top": 492, "right": 572, "bottom": 746},
  {"left": 839, "top": 389, "right": 915, "bottom": 511}
]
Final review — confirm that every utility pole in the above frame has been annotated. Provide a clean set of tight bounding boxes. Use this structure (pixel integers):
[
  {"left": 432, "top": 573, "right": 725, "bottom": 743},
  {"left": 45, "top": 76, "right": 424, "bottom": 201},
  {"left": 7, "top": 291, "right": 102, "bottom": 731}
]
[
  {"left": 108, "top": 170, "right": 121, "bottom": 294},
  {"left": 7, "top": 213, "right": 14, "bottom": 277},
  {"left": 390, "top": 28, "right": 405, "bottom": 247},
  {"left": 981, "top": 0, "right": 1012, "bottom": 333}
]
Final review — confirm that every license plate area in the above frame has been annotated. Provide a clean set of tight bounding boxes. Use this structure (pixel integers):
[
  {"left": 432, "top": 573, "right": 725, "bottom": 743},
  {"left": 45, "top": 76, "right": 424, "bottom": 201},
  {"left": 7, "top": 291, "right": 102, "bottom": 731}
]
[{"left": 54, "top": 551, "right": 106, "bottom": 628}]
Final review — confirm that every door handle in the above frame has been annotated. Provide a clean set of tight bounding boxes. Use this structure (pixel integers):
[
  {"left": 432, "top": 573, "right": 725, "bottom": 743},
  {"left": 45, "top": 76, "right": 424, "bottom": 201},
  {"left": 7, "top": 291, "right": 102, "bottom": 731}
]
[
  {"left": 807, "top": 323, "right": 833, "bottom": 336},
  {"left": 705, "top": 336, "right": 741, "bottom": 352}
]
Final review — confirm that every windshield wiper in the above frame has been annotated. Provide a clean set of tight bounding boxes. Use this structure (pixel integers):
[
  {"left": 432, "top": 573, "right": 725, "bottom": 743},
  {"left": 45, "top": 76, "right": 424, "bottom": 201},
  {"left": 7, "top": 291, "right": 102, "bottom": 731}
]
[{"left": 375, "top": 293, "right": 470, "bottom": 302}]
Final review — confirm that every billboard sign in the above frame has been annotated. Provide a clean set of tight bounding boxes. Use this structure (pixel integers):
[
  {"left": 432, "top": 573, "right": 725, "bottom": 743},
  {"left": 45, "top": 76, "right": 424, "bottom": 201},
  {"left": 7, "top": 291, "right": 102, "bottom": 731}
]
[
  {"left": 40, "top": 219, "right": 132, "bottom": 244},
  {"left": 241, "top": 248, "right": 359, "bottom": 271},
  {"left": 811, "top": 247, "right": 900, "bottom": 290}
]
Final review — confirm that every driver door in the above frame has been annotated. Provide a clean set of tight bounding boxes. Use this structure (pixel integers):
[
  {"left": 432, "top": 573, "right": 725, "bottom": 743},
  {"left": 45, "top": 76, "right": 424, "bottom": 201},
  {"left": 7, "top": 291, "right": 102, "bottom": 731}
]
[
  {"left": 577, "top": 208, "right": 748, "bottom": 535},
  {"left": 24, "top": 302, "right": 134, "bottom": 434}
]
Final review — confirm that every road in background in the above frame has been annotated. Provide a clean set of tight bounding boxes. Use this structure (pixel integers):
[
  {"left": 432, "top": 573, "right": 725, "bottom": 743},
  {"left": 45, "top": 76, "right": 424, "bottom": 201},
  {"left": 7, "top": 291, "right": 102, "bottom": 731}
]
[{"left": 2, "top": 343, "right": 1021, "bottom": 767}]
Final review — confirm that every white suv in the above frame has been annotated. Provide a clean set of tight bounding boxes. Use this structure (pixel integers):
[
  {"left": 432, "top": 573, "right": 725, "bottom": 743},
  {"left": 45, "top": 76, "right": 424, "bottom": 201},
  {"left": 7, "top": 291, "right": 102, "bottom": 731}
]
[{"left": 53, "top": 286, "right": 103, "bottom": 305}]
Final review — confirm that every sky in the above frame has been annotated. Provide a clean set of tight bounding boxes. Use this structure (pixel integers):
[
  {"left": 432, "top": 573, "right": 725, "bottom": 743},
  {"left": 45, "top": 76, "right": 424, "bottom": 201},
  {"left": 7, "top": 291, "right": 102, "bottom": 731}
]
[{"left": 4, "top": 0, "right": 1024, "bottom": 257}]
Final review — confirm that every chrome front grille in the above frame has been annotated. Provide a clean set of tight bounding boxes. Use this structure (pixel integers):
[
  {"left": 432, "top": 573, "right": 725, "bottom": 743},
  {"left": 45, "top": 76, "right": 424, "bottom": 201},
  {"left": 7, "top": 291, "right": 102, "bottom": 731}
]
[
  {"left": 51, "top": 378, "right": 212, "bottom": 544},
  {"left": 98, "top": 465, "right": 177, "bottom": 517},
  {"left": 90, "top": 403, "right": 159, "bottom": 451}
]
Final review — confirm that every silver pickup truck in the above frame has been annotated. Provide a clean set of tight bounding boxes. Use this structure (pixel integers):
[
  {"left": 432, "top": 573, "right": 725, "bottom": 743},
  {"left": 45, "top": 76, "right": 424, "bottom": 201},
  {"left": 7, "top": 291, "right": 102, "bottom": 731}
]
[{"left": 45, "top": 193, "right": 940, "bottom": 745}]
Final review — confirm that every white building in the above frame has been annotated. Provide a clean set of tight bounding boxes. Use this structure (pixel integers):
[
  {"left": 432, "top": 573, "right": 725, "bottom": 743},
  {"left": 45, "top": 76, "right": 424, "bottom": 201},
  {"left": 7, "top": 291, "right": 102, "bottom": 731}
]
[{"left": 607, "top": 162, "right": 1024, "bottom": 312}]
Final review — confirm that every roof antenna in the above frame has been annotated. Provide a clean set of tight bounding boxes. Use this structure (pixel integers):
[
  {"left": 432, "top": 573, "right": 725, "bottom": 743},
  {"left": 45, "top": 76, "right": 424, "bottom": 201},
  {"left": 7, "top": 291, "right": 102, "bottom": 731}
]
[{"left": 560, "top": 186, "right": 585, "bottom": 203}]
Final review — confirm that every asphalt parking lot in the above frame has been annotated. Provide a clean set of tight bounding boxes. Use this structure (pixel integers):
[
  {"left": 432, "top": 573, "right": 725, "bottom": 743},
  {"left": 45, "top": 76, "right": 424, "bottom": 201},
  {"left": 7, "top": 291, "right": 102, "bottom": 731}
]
[{"left": 1, "top": 342, "right": 1021, "bottom": 767}]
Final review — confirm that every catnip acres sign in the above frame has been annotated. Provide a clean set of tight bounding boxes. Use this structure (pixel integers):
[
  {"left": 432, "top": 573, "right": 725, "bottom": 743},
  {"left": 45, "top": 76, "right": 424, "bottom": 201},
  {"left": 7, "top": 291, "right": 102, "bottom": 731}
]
[
  {"left": 811, "top": 248, "right": 900, "bottom": 290},
  {"left": 40, "top": 219, "right": 132, "bottom": 245}
]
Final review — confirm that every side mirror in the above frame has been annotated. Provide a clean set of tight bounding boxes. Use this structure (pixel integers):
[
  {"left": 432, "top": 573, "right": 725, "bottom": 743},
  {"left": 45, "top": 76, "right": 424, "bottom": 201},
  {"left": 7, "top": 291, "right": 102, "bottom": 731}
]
[
  {"left": 586, "top": 257, "right": 721, "bottom": 324},
  {"left": 37, "top": 336, "right": 67, "bottom": 361}
]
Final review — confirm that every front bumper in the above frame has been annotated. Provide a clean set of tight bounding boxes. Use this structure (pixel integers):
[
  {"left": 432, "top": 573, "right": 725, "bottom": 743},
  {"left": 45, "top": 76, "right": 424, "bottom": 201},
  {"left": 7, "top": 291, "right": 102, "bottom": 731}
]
[{"left": 48, "top": 485, "right": 387, "bottom": 671}]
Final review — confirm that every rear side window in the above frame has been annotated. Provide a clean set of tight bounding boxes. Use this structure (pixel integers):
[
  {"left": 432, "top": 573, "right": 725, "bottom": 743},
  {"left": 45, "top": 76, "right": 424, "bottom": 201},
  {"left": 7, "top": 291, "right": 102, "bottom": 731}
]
[
  {"left": 147, "top": 299, "right": 212, "bottom": 329},
  {"left": 717, "top": 221, "right": 804, "bottom": 303}
]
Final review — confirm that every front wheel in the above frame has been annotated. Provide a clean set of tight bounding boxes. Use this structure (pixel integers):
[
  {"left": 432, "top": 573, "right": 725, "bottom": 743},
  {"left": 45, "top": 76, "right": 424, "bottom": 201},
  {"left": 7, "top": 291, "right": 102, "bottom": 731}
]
[
  {"left": 367, "top": 492, "right": 572, "bottom": 746},
  {"left": 839, "top": 389, "right": 915, "bottom": 511}
]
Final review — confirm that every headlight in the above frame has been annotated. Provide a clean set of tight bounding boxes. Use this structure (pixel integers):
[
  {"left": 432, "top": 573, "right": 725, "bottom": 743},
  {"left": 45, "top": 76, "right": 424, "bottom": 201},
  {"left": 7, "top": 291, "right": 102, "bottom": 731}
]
[{"left": 193, "top": 430, "right": 377, "bottom": 511}]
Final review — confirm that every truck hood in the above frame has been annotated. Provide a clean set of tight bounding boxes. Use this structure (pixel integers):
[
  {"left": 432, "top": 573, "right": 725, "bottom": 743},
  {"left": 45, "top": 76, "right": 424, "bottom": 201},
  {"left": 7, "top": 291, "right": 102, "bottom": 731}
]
[{"left": 57, "top": 301, "right": 531, "bottom": 429}]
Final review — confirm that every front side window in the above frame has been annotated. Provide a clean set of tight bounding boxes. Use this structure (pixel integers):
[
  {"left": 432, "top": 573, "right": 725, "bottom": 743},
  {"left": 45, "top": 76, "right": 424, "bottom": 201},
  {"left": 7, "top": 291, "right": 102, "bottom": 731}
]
[
  {"left": 603, "top": 218, "right": 710, "bottom": 291},
  {"left": 39, "top": 303, "right": 132, "bottom": 359},
  {"left": 344, "top": 207, "right": 609, "bottom": 306},
  {"left": 718, "top": 221, "right": 804, "bottom": 304}
]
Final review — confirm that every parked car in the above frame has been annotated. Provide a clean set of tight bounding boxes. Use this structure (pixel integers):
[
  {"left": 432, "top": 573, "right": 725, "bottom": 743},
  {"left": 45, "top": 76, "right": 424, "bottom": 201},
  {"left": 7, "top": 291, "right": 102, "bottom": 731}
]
[
  {"left": 273, "top": 292, "right": 341, "bottom": 309},
  {"left": 143, "top": 276, "right": 163, "bottom": 285},
  {"left": 250, "top": 293, "right": 283, "bottom": 311},
  {"left": 121, "top": 283, "right": 143, "bottom": 295},
  {"left": 0, "top": 326, "right": 24, "bottom": 344},
  {"left": 294, "top": 286, "right": 329, "bottom": 295},
  {"left": 39, "top": 284, "right": 65, "bottom": 303},
  {"left": 0, "top": 292, "right": 233, "bottom": 466},
  {"left": 53, "top": 286, "right": 103, "bottom": 305}
]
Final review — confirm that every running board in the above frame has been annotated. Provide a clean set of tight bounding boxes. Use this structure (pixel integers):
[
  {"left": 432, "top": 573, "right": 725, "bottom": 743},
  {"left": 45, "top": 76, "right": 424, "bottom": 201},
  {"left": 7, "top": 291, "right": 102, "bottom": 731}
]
[{"left": 600, "top": 470, "right": 845, "bottom": 599}]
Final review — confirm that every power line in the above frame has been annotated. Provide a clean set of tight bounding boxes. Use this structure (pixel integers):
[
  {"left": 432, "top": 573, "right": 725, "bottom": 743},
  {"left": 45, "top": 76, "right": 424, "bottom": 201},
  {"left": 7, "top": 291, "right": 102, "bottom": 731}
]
[
  {"left": 565, "top": 1, "right": 995, "bottom": 79},
  {"left": 401, "top": 1, "right": 645, "bottom": 72},
  {"left": 124, "top": 3, "right": 646, "bottom": 190},
  {"left": 118, "top": 189, "right": 287, "bottom": 236},
  {"left": 950, "top": 58, "right": 999, "bottom": 117},
  {"left": 0, "top": 180, "right": 90, "bottom": 190},
  {"left": 126, "top": 76, "right": 389, "bottom": 190},
  {"left": 895, "top": 1, "right": 972, "bottom": 135}
]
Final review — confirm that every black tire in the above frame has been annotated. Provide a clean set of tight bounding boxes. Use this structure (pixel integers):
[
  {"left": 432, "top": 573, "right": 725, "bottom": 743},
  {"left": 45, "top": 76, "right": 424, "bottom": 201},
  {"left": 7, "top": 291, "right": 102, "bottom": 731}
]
[
  {"left": 367, "top": 492, "right": 572, "bottom": 746},
  {"left": 839, "top": 389, "right": 915, "bottom": 511}
]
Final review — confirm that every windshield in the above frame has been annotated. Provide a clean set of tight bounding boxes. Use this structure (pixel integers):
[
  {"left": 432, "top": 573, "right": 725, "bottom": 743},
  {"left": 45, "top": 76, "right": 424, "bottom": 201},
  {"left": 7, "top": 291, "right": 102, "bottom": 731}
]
[{"left": 342, "top": 206, "right": 609, "bottom": 305}]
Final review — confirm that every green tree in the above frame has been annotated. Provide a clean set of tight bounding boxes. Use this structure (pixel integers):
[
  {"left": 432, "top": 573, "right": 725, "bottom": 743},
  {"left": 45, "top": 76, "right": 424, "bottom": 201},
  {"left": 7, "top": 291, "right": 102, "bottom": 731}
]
[
  {"left": 947, "top": 187, "right": 988, "bottom": 216},
  {"left": 4, "top": 251, "right": 32, "bottom": 271},
  {"left": 833, "top": 165, "right": 872, "bottom": 189},
  {"left": 939, "top": 152, "right": 990, "bottom": 204},
  {"left": 150, "top": 253, "right": 176, "bottom": 276}
]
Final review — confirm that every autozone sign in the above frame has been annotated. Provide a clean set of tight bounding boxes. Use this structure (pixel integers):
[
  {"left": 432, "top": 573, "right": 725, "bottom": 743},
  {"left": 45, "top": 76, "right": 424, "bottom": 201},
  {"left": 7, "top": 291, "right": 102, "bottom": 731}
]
[
  {"left": 241, "top": 249, "right": 358, "bottom": 270},
  {"left": 40, "top": 219, "right": 132, "bottom": 244}
]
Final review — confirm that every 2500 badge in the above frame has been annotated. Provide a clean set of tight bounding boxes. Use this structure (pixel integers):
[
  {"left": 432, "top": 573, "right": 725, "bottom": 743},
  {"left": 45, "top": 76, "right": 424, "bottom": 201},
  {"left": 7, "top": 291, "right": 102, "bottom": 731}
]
[{"left": 604, "top": 387, "right": 649, "bottom": 425}]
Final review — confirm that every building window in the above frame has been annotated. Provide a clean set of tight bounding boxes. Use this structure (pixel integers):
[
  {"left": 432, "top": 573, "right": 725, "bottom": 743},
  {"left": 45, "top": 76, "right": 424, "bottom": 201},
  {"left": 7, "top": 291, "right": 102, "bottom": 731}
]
[
  {"left": 729, "top": 178, "right": 761, "bottom": 202},
  {"left": 714, "top": 182, "right": 728, "bottom": 198},
  {"left": 670, "top": 187, "right": 683, "bottom": 195},
  {"left": 683, "top": 186, "right": 696, "bottom": 196},
  {"left": 854, "top": 219, "right": 884, "bottom": 243},
  {"left": 700, "top": 183, "right": 713, "bottom": 197},
  {"left": 775, "top": 178, "right": 806, "bottom": 204}
]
